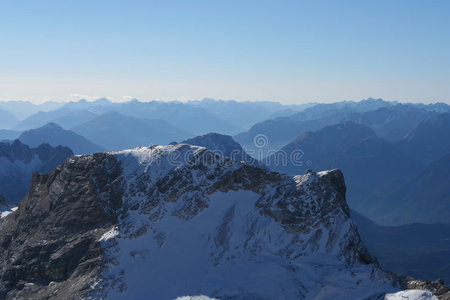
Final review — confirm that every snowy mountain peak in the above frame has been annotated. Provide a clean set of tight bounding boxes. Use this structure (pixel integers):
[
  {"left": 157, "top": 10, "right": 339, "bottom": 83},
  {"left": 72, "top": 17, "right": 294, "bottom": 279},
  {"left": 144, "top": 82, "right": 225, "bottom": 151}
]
[{"left": 0, "top": 145, "right": 398, "bottom": 299}]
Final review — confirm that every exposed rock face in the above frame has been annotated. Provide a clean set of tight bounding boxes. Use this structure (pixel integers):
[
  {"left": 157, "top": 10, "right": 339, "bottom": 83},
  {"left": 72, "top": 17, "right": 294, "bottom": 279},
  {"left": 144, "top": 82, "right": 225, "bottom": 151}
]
[
  {"left": 402, "top": 278, "right": 450, "bottom": 300},
  {"left": 0, "top": 140, "right": 73, "bottom": 203},
  {"left": 0, "top": 153, "right": 122, "bottom": 299},
  {"left": 0, "top": 145, "right": 397, "bottom": 299}
]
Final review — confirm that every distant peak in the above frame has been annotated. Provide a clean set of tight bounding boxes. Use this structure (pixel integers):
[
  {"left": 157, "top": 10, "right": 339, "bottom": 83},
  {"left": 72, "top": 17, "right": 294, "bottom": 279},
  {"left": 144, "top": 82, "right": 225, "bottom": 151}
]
[
  {"left": 41, "top": 122, "right": 63, "bottom": 130},
  {"left": 93, "top": 97, "right": 111, "bottom": 104},
  {"left": 182, "top": 132, "right": 237, "bottom": 145}
]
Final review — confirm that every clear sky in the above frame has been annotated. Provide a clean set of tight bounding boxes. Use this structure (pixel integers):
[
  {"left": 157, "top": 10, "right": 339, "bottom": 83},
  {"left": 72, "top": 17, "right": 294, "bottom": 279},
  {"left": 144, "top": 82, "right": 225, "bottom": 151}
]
[{"left": 0, "top": 0, "right": 449, "bottom": 104}]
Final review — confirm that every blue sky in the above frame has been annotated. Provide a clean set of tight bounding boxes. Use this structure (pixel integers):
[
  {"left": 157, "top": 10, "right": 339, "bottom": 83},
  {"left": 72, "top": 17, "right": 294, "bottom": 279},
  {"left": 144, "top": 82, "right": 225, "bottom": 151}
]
[{"left": 0, "top": 0, "right": 449, "bottom": 103}]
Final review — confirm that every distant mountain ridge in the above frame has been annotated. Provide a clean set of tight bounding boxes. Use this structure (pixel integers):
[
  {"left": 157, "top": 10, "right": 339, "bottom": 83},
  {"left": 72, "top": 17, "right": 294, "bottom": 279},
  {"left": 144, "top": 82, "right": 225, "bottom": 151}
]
[
  {"left": 71, "top": 111, "right": 193, "bottom": 151},
  {"left": 265, "top": 122, "right": 424, "bottom": 217},
  {"left": 0, "top": 108, "right": 19, "bottom": 129},
  {"left": 188, "top": 98, "right": 315, "bottom": 130},
  {"left": 398, "top": 112, "right": 450, "bottom": 165},
  {"left": 235, "top": 101, "right": 448, "bottom": 154},
  {"left": 0, "top": 100, "right": 63, "bottom": 120},
  {"left": 0, "top": 140, "right": 72, "bottom": 203},
  {"left": 18, "top": 123, "right": 105, "bottom": 154},
  {"left": 12, "top": 99, "right": 244, "bottom": 135}
]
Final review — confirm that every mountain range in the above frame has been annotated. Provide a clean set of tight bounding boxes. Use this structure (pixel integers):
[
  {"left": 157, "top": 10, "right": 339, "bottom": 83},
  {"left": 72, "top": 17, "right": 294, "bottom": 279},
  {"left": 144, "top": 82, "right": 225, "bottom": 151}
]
[
  {"left": 398, "top": 112, "right": 450, "bottom": 165},
  {"left": 265, "top": 122, "right": 424, "bottom": 217},
  {"left": 0, "top": 140, "right": 72, "bottom": 203},
  {"left": 0, "top": 100, "right": 63, "bottom": 120},
  {"left": 18, "top": 123, "right": 105, "bottom": 154},
  {"left": 71, "top": 111, "right": 192, "bottom": 151},
  {"left": 0, "top": 108, "right": 19, "bottom": 129},
  {"left": 235, "top": 100, "right": 448, "bottom": 155}
]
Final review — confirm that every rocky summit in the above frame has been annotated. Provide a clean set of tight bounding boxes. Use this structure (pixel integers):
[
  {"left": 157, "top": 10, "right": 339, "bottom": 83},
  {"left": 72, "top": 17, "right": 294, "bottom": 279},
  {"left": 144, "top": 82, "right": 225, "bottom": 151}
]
[{"left": 0, "top": 144, "right": 400, "bottom": 299}]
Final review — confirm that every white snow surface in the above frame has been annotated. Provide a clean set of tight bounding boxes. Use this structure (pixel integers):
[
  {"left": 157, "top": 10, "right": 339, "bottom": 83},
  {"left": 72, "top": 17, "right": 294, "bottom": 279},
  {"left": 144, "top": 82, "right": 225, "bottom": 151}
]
[
  {"left": 175, "top": 296, "right": 219, "bottom": 300},
  {"left": 385, "top": 289, "right": 438, "bottom": 300},
  {"left": 0, "top": 207, "right": 18, "bottom": 219},
  {"left": 99, "top": 227, "right": 119, "bottom": 241},
  {"left": 95, "top": 145, "right": 398, "bottom": 300}
]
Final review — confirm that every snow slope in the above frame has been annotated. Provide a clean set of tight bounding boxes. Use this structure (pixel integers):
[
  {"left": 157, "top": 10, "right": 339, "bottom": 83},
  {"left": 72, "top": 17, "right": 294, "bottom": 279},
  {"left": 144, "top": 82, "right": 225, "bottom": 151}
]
[
  {"left": 385, "top": 289, "right": 438, "bottom": 300},
  {"left": 91, "top": 144, "right": 397, "bottom": 299}
]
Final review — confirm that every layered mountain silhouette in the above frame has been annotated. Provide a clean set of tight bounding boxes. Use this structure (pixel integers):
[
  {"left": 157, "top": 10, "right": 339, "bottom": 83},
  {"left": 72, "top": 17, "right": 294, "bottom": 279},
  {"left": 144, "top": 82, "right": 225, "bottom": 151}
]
[
  {"left": 0, "top": 129, "right": 21, "bottom": 141},
  {"left": 14, "top": 99, "right": 245, "bottom": 135},
  {"left": 187, "top": 98, "right": 313, "bottom": 130},
  {"left": 50, "top": 110, "right": 99, "bottom": 129},
  {"left": 348, "top": 104, "right": 438, "bottom": 141},
  {"left": 234, "top": 106, "right": 354, "bottom": 153},
  {"left": 71, "top": 111, "right": 192, "bottom": 151},
  {"left": 116, "top": 100, "right": 244, "bottom": 135},
  {"left": 0, "top": 100, "right": 63, "bottom": 120},
  {"left": 0, "top": 140, "right": 72, "bottom": 203},
  {"left": 235, "top": 101, "right": 443, "bottom": 155},
  {"left": 18, "top": 123, "right": 105, "bottom": 154},
  {"left": 265, "top": 122, "right": 424, "bottom": 215},
  {"left": 0, "top": 108, "right": 19, "bottom": 129},
  {"left": 398, "top": 113, "right": 450, "bottom": 165}
]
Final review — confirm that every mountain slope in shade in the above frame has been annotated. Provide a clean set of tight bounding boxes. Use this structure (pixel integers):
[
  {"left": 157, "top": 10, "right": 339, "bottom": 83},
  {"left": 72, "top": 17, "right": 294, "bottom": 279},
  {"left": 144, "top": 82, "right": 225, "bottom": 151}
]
[
  {"left": 348, "top": 104, "right": 438, "bottom": 142},
  {"left": 368, "top": 154, "right": 450, "bottom": 225},
  {"left": 0, "top": 145, "right": 401, "bottom": 299},
  {"left": 352, "top": 210, "right": 450, "bottom": 284},
  {"left": 72, "top": 111, "right": 193, "bottom": 151},
  {"left": 186, "top": 98, "right": 314, "bottom": 130},
  {"left": 181, "top": 132, "right": 263, "bottom": 167},
  {"left": 398, "top": 113, "right": 450, "bottom": 165},
  {"left": 265, "top": 122, "right": 424, "bottom": 217},
  {"left": 234, "top": 101, "right": 436, "bottom": 155},
  {"left": 12, "top": 99, "right": 113, "bottom": 130},
  {"left": 0, "top": 140, "right": 72, "bottom": 203},
  {"left": 13, "top": 107, "right": 76, "bottom": 130},
  {"left": 117, "top": 100, "right": 244, "bottom": 135},
  {"left": 233, "top": 98, "right": 394, "bottom": 154},
  {"left": 0, "top": 100, "right": 63, "bottom": 120},
  {"left": 234, "top": 106, "right": 353, "bottom": 154},
  {"left": 0, "top": 108, "right": 19, "bottom": 129},
  {"left": 13, "top": 99, "right": 243, "bottom": 135},
  {"left": 0, "top": 129, "right": 21, "bottom": 141},
  {"left": 50, "top": 109, "right": 99, "bottom": 129},
  {"left": 18, "top": 123, "right": 105, "bottom": 155}
]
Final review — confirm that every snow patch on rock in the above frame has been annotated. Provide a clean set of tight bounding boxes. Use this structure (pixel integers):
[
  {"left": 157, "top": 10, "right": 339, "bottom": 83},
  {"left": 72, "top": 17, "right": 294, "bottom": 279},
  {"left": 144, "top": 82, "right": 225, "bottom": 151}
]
[
  {"left": 0, "top": 206, "right": 18, "bottom": 219},
  {"left": 99, "top": 227, "right": 119, "bottom": 241},
  {"left": 175, "top": 296, "right": 219, "bottom": 300},
  {"left": 385, "top": 289, "right": 438, "bottom": 300}
]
